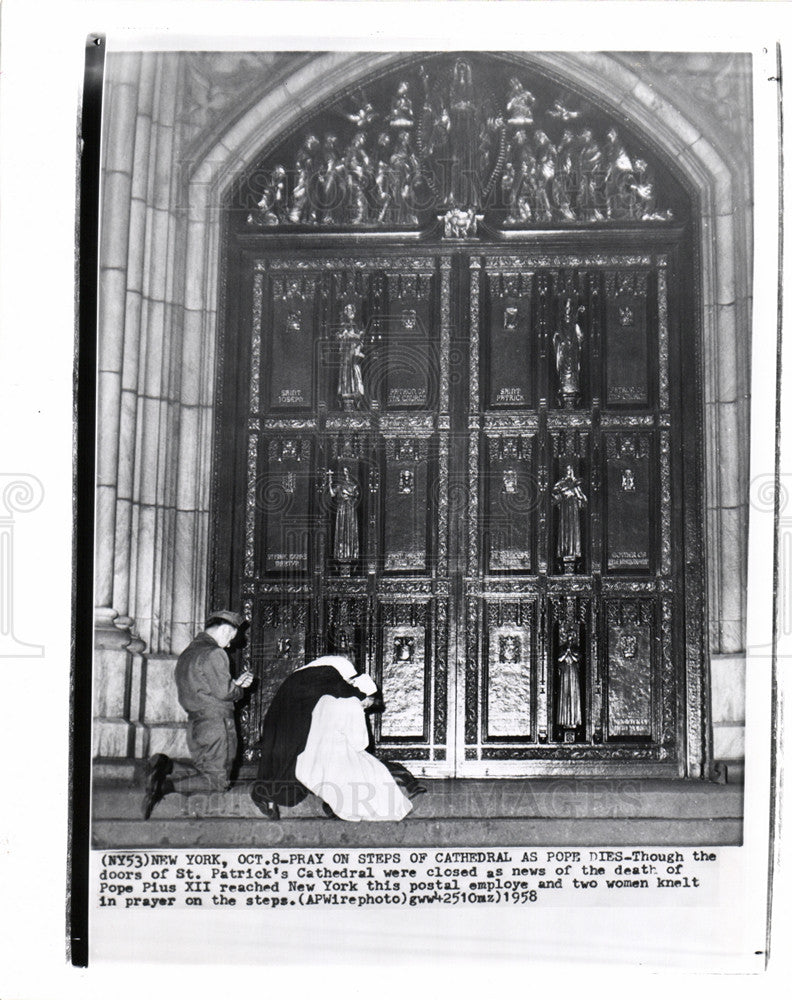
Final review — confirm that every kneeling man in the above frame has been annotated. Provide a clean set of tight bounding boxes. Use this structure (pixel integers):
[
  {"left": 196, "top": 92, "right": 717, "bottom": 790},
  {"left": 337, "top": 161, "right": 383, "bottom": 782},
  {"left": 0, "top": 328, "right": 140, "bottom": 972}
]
[{"left": 142, "top": 610, "right": 253, "bottom": 818}]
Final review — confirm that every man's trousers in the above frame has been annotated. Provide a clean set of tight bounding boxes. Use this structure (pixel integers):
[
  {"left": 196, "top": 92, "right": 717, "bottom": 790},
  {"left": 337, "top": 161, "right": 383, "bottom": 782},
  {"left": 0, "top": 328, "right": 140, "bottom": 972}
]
[{"left": 170, "top": 715, "right": 237, "bottom": 793}]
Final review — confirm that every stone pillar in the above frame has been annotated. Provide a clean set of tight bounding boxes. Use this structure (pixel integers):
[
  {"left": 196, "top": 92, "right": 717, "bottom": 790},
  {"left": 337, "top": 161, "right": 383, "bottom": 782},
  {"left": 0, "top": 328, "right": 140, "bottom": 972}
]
[
  {"left": 95, "top": 53, "right": 192, "bottom": 758},
  {"left": 94, "top": 53, "right": 146, "bottom": 757},
  {"left": 92, "top": 607, "right": 145, "bottom": 758}
]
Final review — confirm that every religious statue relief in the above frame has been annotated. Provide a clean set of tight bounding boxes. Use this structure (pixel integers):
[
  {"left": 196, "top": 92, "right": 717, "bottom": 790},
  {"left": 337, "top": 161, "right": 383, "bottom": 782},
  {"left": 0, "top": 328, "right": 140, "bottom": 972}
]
[
  {"left": 394, "top": 636, "right": 415, "bottom": 662},
  {"left": 441, "top": 206, "right": 481, "bottom": 238},
  {"left": 557, "top": 643, "right": 582, "bottom": 729},
  {"left": 344, "top": 131, "right": 374, "bottom": 225},
  {"left": 247, "top": 61, "right": 673, "bottom": 232},
  {"left": 552, "top": 464, "right": 587, "bottom": 573},
  {"left": 553, "top": 295, "right": 585, "bottom": 408},
  {"left": 387, "top": 80, "right": 414, "bottom": 129},
  {"left": 506, "top": 77, "right": 536, "bottom": 126},
  {"left": 401, "top": 308, "right": 417, "bottom": 330},
  {"left": 248, "top": 165, "right": 288, "bottom": 226},
  {"left": 502, "top": 469, "right": 518, "bottom": 494},
  {"left": 621, "top": 468, "right": 636, "bottom": 492},
  {"left": 289, "top": 134, "right": 320, "bottom": 224},
  {"left": 499, "top": 635, "right": 521, "bottom": 663},
  {"left": 503, "top": 306, "right": 519, "bottom": 330},
  {"left": 326, "top": 466, "right": 361, "bottom": 567},
  {"left": 618, "top": 303, "right": 635, "bottom": 327},
  {"left": 398, "top": 469, "right": 414, "bottom": 494},
  {"left": 336, "top": 303, "right": 366, "bottom": 410}
]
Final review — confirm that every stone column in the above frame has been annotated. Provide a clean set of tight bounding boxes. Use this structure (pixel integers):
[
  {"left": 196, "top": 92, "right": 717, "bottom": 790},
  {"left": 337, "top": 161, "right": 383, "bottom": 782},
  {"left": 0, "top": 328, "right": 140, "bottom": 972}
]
[
  {"left": 95, "top": 53, "right": 190, "bottom": 758},
  {"left": 94, "top": 53, "right": 149, "bottom": 757}
]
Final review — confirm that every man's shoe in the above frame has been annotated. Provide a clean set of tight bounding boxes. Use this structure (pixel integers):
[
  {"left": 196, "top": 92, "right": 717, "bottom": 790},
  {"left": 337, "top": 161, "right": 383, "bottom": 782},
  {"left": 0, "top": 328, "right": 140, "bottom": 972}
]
[
  {"left": 407, "top": 784, "right": 427, "bottom": 800},
  {"left": 141, "top": 753, "right": 172, "bottom": 820}
]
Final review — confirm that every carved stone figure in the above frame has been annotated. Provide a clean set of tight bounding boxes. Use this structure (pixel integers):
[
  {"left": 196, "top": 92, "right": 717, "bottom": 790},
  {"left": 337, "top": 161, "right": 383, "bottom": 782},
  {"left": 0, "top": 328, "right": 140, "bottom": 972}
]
[
  {"left": 289, "top": 134, "right": 320, "bottom": 224},
  {"left": 336, "top": 303, "right": 365, "bottom": 409},
  {"left": 502, "top": 469, "right": 518, "bottom": 494},
  {"left": 506, "top": 77, "right": 536, "bottom": 126},
  {"left": 252, "top": 65, "right": 671, "bottom": 230},
  {"left": 532, "top": 130, "right": 556, "bottom": 222},
  {"left": 553, "top": 295, "right": 585, "bottom": 406},
  {"left": 388, "top": 80, "right": 414, "bottom": 129},
  {"left": 553, "top": 130, "right": 577, "bottom": 221},
  {"left": 442, "top": 206, "right": 479, "bottom": 238},
  {"left": 339, "top": 98, "right": 377, "bottom": 130},
  {"left": 630, "top": 157, "right": 670, "bottom": 220},
  {"left": 547, "top": 98, "right": 581, "bottom": 122},
  {"left": 344, "top": 131, "right": 372, "bottom": 224},
  {"left": 500, "top": 635, "right": 521, "bottom": 662},
  {"left": 250, "top": 165, "right": 288, "bottom": 226},
  {"left": 557, "top": 644, "right": 582, "bottom": 727},
  {"left": 388, "top": 131, "right": 420, "bottom": 225},
  {"left": 328, "top": 466, "right": 360, "bottom": 563},
  {"left": 374, "top": 132, "right": 393, "bottom": 223},
  {"left": 395, "top": 636, "right": 415, "bottom": 662},
  {"left": 398, "top": 469, "right": 414, "bottom": 494},
  {"left": 552, "top": 464, "right": 587, "bottom": 570},
  {"left": 503, "top": 130, "right": 535, "bottom": 224},
  {"left": 604, "top": 128, "right": 635, "bottom": 220},
  {"left": 447, "top": 58, "right": 479, "bottom": 209},
  {"left": 317, "top": 134, "right": 346, "bottom": 225},
  {"left": 577, "top": 128, "right": 604, "bottom": 222}
]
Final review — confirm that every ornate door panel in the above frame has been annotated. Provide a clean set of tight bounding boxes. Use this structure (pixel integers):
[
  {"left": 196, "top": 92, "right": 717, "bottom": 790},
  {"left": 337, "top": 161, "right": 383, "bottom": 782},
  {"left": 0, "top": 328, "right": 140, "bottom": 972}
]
[
  {"left": 231, "top": 252, "right": 456, "bottom": 771},
  {"left": 459, "top": 251, "right": 682, "bottom": 776}
]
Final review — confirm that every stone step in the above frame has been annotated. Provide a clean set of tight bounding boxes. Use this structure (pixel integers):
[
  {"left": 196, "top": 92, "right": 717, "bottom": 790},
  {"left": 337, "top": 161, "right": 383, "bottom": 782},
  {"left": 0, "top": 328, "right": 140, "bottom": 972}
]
[
  {"left": 93, "top": 778, "right": 743, "bottom": 822},
  {"left": 92, "top": 815, "right": 742, "bottom": 849}
]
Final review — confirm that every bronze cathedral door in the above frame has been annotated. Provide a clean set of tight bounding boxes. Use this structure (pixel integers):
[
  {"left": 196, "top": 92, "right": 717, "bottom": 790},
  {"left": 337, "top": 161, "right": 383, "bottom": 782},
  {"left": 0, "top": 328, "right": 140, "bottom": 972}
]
[
  {"left": 211, "top": 55, "right": 706, "bottom": 778},
  {"left": 214, "top": 238, "right": 700, "bottom": 778}
]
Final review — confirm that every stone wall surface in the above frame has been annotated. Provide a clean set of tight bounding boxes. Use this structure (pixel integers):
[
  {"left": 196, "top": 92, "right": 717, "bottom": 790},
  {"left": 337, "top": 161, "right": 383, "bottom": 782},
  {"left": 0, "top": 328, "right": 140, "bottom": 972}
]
[{"left": 92, "top": 51, "right": 753, "bottom": 768}]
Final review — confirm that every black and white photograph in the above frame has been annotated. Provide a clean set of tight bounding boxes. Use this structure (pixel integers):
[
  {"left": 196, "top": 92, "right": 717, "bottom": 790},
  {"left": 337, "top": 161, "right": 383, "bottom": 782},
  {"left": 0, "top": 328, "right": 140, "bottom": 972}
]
[
  {"left": 91, "top": 44, "right": 750, "bottom": 843},
  {"left": 0, "top": 0, "right": 789, "bottom": 989}
]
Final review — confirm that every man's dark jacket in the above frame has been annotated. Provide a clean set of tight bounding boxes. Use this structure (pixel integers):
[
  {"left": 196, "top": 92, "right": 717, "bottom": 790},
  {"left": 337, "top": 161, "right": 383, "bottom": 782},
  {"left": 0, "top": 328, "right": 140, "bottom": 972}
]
[{"left": 174, "top": 631, "right": 243, "bottom": 719}]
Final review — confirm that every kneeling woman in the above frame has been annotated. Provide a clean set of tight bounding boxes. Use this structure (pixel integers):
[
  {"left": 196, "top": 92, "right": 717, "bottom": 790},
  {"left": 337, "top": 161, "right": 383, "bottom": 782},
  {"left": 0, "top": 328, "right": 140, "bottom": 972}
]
[
  {"left": 296, "top": 672, "right": 412, "bottom": 823},
  {"left": 252, "top": 656, "right": 410, "bottom": 822}
]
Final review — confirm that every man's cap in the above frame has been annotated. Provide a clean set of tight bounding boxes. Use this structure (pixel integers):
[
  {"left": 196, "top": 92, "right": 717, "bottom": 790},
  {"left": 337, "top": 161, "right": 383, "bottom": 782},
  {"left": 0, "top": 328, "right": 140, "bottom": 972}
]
[{"left": 205, "top": 610, "right": 248, "bottom": 630}]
